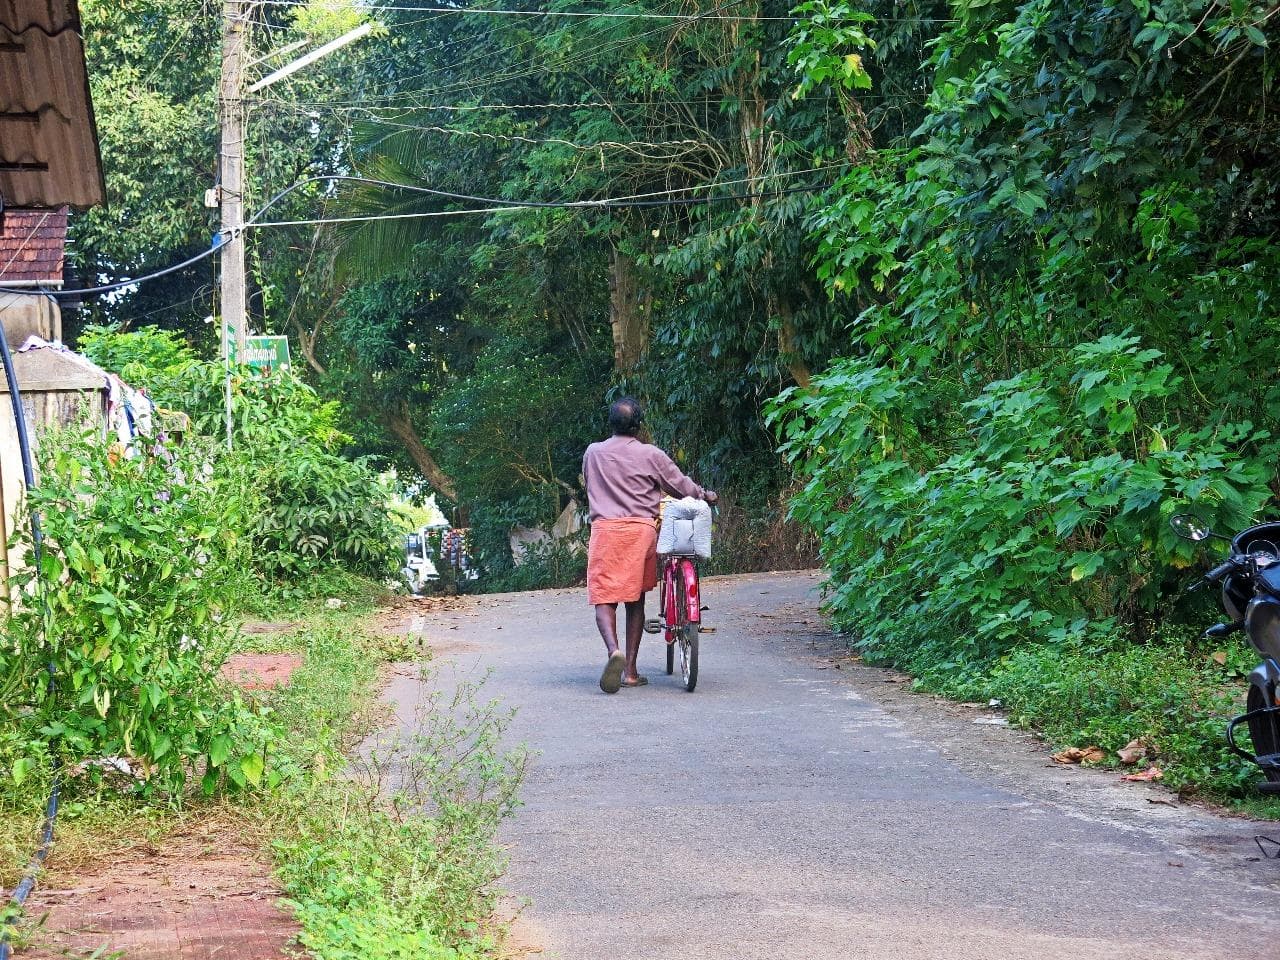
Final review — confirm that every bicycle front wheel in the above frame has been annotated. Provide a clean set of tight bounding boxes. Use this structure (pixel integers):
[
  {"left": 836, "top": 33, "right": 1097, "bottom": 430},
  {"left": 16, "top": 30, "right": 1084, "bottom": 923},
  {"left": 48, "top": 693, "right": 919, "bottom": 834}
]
[{"left": 679, "top": 623, "right": 698, "bottom": 692}]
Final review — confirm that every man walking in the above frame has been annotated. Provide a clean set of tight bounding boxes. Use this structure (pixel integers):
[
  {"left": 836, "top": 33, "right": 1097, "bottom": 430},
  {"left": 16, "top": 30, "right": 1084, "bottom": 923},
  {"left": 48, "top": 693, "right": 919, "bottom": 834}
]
[{"left": 582, "top": 397, "right": 716, "bottom": 693}]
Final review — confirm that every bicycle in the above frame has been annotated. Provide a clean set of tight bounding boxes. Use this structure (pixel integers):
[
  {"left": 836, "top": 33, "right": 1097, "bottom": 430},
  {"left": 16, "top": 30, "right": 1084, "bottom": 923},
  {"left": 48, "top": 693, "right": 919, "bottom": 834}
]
[{"left": 644, "top": 543, "right": 709, "bottom": 692}]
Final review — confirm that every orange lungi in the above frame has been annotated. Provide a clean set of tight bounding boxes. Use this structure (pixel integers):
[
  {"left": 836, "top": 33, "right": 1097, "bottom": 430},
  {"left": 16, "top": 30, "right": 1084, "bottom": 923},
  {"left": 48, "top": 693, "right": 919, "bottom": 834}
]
[{"left": 587, "top": 517, "right": 658, "bottom": 605}]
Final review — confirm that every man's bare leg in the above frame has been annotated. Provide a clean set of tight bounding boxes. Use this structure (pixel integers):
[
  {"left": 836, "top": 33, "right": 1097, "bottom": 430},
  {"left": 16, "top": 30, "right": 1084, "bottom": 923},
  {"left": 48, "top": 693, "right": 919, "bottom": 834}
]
[
  {"left": 595, "top": 602, "right": 620, "bottom": 654},
  {"left": 595, "top": 603, "right": 626, "bottom": 693},
  {"left": 623, "top": 597, "right": 645, "bottom": 682}
]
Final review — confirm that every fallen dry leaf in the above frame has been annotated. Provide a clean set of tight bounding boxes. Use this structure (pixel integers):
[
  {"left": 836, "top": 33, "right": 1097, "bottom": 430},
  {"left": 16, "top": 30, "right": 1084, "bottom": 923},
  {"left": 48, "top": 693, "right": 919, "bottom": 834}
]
[
  {"left": 1052, "top": 745, "right": 1107, "bottom": 765},
  {"left": 1121, "top": 766, "right": 1164, "bottom": 782},
  {"left": 1210, "top": 650, "right": 1228, "bottom": 667},
  {"left": 1116, "top": 737, "right": 1150, "bottom": 765}
]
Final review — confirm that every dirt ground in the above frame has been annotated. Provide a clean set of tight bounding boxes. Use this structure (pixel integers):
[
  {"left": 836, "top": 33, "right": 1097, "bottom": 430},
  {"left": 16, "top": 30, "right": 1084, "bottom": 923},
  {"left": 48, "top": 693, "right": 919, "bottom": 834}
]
[
  {"left": 16, "top": 621, "right": 312, "bottom": 959},
  {"left": 221, "top": 653, "right": 303, "bottom": 690},
  {"left": 365, "top": 592, "right": 479, "bottom": 635},
  {"left": 20, "top": 814, "right": 293, "bottom": 960}
]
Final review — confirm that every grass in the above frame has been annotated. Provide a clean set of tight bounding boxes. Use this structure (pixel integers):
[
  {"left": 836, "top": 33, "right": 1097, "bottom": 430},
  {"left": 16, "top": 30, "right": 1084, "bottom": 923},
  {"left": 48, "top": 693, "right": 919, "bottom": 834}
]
[
  {"left": 265, "top": 674, "right": 527, "bottom": 960},
  {"left": 0, "top": 570, "right": 527, "bottom": 959},
  {"left": 877, "top": 622, "right": 1280, "bottom": 817}
]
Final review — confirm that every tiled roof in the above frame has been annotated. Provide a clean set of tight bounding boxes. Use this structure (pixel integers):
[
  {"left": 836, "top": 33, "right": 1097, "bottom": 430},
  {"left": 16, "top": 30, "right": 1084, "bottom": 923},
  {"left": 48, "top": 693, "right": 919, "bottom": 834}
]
[
  {"left": 0, "top": 0, "right": 105, "bottom": 209},
  {"left": 0, "top": 206, "right": 67, "bottom": 283},
  {"left": 0, "top": 1, "right": 79, "bottom": 33}
]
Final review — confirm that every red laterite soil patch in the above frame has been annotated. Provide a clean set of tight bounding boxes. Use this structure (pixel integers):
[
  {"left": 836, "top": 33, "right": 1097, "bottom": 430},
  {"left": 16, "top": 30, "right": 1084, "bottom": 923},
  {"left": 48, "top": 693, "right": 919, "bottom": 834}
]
[
  {"left": 20, "top": 816, "right": 297, "bottom": 960},
  {"left": 221, "top": 653, "right": 304, "bottom": 691}
]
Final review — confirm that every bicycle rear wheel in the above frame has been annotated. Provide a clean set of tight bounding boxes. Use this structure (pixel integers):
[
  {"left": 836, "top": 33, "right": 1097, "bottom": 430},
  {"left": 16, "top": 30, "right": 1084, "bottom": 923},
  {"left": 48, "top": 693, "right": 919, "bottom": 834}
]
[{"left": 679, "top": 623, "right": 698, "bottom": 692}]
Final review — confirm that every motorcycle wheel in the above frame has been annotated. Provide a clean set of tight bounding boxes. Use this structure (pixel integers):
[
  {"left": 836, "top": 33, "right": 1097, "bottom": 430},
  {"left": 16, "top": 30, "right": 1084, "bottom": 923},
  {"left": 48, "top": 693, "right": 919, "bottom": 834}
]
[{"left": 1245, "top": 685, "right": 1280, "bottom": 783}]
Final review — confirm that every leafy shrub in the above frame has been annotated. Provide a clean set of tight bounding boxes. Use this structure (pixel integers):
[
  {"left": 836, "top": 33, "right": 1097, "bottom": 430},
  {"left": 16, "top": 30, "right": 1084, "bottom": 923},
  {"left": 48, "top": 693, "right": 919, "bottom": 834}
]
[
  {"left": 77, "top": 323, "right": 197, "bottom": 379},
  {"left": 770, "top": 335, "right": 1274, "bottom": 675},
  {"left": 78, "top": 325, "right": 396, "bottom": 584},
  {"left": 4, "top": 428, "right": 269, "bottom": 797}
]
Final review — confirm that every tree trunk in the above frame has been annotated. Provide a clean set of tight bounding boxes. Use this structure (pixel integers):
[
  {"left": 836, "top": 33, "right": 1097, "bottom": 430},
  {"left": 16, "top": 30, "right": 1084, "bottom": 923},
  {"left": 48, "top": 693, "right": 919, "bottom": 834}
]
[
  {"left": 383, "top": 402, "right": 458, "bottom": 502},
  {"left": 291, "top": 313, "right": 327, "bottom": 376},
  {"left": 777, "top": 300, "right": 812, "bottom": 389},
  {"left": 609, "top": 246, "right": 648, "bottom": 373},
  {"left": 730, "top": 6, "right": 812, "bottom": 389}
]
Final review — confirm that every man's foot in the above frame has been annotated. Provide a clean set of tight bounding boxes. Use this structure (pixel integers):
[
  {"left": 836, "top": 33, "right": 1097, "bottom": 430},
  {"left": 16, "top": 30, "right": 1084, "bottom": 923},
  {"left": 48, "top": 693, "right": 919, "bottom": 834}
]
[
  {"left": 620, "top": 675, "right": 648, "bottom": 687},
  {"left": 600, "top": 651, "right": 626, "bottom": 694}
]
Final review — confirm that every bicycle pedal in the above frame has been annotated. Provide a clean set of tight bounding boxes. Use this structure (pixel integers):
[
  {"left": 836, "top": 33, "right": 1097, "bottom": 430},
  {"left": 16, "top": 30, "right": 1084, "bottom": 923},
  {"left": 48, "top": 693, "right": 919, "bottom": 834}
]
[
  {"left": 643, "top": 618, "right": 663, "bottom": 634},
  {"left": 698, "top": 625, "right": 716, "bottom": 634}
]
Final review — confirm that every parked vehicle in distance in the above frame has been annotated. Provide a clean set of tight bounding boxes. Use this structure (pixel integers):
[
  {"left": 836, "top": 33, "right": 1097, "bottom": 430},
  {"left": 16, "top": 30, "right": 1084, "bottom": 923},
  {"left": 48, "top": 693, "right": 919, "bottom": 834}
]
[{"left": 401, "top": 527, "right": 442, "bottom": 595}]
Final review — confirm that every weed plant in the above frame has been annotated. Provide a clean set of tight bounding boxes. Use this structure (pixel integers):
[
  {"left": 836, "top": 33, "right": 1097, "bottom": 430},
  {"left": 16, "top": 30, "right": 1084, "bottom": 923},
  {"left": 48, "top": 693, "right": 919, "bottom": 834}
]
[{"left": 270, "top": 672, "right": 527, "bottom": 960}]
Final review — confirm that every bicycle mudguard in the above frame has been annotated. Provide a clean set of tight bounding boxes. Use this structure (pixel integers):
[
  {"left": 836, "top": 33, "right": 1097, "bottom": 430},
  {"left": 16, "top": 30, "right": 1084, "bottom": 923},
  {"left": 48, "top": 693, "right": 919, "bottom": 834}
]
[{"left": 680, "top": 558, "right": 702, "bottom": 625}]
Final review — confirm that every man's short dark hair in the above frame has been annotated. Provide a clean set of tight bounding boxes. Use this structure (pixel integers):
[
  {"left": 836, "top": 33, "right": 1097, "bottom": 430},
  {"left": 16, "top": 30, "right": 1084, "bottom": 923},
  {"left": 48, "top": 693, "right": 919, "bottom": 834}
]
[{"left": 609, "top": 397, "right": 644, "bottom": 436}]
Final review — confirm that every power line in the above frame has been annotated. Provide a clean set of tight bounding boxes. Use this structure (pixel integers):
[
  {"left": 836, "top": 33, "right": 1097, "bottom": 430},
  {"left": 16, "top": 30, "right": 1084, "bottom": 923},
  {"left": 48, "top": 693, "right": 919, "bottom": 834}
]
[
  {"left": 314, "top": 91, "right": 891, "bottom": 117},
  {"left": 337, "top": 112, "right": 826, "bottom": 165},
  {"left": 252, "top": 0, "right": 860, "bottom": 22},
  {"left": 2, "top": 168, "right": 842, "bottom": 297},
  {"left": 246, "top": 179, "right": 827, "bottom": 226},
  {"left": 334, "top": 116, "right": 712, "bottom": 151},
  {"left": 258, "top": 166, "right": 843, "bottom": 215}
]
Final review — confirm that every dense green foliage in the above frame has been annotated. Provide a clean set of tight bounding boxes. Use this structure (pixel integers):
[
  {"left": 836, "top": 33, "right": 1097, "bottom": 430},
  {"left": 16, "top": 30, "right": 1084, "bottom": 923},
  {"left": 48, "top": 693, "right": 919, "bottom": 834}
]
[
  {"left": 773, "top": 336, "right": 1271, "bottom": 671},
  {"left": 78, "top": 325, "right": 397, "bottom": 583},
  {"left": 767, "top": 0, "right": 1280, "bottom": 792}
]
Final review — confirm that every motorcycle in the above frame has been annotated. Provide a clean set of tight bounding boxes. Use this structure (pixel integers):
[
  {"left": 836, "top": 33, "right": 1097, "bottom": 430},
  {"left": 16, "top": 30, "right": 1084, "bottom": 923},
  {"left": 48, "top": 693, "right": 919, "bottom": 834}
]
[{"left": 1171, "top": 514, "right": 1280, "bottom": 794}]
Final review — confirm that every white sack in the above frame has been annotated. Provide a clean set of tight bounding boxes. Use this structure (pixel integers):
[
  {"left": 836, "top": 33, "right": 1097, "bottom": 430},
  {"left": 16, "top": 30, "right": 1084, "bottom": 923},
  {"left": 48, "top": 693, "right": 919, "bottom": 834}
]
[{"left": 657, "top": 497, "right": 713, "bottom": 558}]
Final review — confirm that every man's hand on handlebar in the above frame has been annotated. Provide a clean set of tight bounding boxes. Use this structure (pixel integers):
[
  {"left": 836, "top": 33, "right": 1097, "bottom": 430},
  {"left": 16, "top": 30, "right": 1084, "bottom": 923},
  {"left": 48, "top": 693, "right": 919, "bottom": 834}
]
[{"left": 705, "top": 490, "right": 719, "bottom": 505}]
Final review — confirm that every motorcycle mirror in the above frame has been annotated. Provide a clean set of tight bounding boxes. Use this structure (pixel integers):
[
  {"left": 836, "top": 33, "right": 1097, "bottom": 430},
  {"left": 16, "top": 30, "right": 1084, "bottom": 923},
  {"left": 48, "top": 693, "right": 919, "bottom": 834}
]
[{"left": 1170, "top": 513, "right": 1213, "bottom": 542}]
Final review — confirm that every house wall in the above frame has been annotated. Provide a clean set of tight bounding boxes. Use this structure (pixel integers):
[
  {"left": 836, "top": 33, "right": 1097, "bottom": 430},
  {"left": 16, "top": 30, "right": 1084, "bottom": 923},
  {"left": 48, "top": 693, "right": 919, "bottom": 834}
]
[
  {"left": 0, "top": 299, "right": 102, "bottom": 604},
  {"left": 0, "top": 292, "right": 60, "bottom": 344}
]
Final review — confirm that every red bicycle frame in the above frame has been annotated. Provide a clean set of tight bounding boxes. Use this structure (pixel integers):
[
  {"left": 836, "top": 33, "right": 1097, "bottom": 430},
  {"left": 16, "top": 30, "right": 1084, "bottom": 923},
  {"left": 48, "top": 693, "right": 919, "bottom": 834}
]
[{"left": 661, "top": 555, "right": 701, "bottom": 642}]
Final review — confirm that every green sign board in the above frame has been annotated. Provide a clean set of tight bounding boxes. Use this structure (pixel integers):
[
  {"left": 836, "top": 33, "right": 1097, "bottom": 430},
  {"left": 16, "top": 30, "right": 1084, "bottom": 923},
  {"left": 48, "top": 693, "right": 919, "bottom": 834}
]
[{"left": 234, "top": 335, "right": 291, "bottom": 373}]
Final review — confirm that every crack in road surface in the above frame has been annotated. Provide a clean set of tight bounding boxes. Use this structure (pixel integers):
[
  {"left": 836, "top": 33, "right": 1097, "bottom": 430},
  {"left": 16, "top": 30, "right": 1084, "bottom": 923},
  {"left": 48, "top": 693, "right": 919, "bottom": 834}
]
[{"left": 382, "top": 571, "right": 1278, "bottom": 960}]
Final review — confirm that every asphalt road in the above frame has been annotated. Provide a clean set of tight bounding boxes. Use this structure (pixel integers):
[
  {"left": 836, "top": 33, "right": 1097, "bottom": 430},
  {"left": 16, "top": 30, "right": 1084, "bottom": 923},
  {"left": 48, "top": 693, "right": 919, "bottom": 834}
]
[{"left": 383, "top": 571, "right": 1279, "bottom": 960}]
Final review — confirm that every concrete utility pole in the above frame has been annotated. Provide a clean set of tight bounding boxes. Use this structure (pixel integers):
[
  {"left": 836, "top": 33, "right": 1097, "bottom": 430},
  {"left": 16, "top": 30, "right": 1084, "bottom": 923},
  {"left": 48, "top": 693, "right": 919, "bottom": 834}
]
[
  {"left": 216, "top": 8, "right": 371, "bottom": 446},
  {"left": 217, "top": 9, "right": 370, "bottom": 374},
  {"left": 219, "top": 0, "right": 249, "bottom": 362}
]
